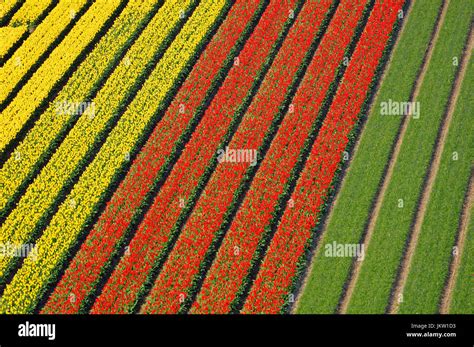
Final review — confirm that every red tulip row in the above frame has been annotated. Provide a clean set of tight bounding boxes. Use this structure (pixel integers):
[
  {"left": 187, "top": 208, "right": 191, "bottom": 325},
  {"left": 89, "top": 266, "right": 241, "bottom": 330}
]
[
  {"left": 190, "top": 0, "right": 369, "bottom": 314},
  {"left": 242, "top": 0, "right": 405, "bottom": 314},
  {"left": 90, "top": 0, "right": 298, "bottom": 314},
  {"left": 42, "top": 0, "right": 263, "bottom": 314},
  {"left": 140, "top": 0, "right": 334, "bottom": 314}
]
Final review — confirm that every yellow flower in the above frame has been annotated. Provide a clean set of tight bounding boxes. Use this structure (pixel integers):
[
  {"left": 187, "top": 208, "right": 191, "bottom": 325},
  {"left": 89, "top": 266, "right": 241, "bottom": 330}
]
[
  {"left": 0, "top": 0, "right": 226, "bottom": 313},
  {"left": 0, "top": 0, "right": 89, "bottom": 108}
]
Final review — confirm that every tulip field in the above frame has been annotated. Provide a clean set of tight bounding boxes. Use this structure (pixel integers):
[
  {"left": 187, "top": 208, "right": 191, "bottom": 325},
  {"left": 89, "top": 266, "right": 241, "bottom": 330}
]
[{"left": 0, "top": 0, "right": 472, "bottom": 315}]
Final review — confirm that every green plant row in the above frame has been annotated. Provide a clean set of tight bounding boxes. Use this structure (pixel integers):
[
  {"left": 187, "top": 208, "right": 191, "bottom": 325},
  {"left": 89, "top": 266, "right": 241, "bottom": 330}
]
[
  {"left": 402, "top": 52, "right": 473, "bottom": 314},
  {"left": 348, "top": 0, "right": 473, "bottom": 313},
  {"left": 296, "top": 0, "right": 444, "bottom": 314}
]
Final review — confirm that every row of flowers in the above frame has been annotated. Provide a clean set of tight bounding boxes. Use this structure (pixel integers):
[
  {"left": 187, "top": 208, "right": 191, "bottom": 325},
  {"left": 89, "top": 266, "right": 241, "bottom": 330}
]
[
  {"left": 10, "top": 0, "right": 54, "bottom": 26},
  {"left": 0, "top": 0, "right": 222, "bottom": 313},
  {"left": 90, "top": 0, "right": 293, "bottom": 314},
  {"left": 141, "top": 0, "right": 333, "bottom": 314},
  {"left": 0, "top": 0, "right": 125, "bottom": 210},
  {"left": 242, "top": 0, "right": 405, "bottom": 314},
  {"left": 0, "top": 0, "right": 23, "bottom": 24},
  {"left": 191, "top": 0, "right": 369, "bottom": 314},
  {"left": 43, "top": 0, "right": 261, "bottom": 314},
  {"left": 0, "top": 0, "right": 191, "bottom": 278},
  {"left": 0, "top": 0, "right": 88, "bottom": 114},
  {"left": 0, "top": 26, "right": 26, "bottom": 60}
]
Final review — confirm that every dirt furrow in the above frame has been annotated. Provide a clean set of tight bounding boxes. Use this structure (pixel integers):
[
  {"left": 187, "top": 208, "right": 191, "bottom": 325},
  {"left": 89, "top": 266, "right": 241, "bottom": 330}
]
[
  {"left": 338, "top": 0, "right": 449, "bottom": 314},
  {"left": 389, "top": 27, "right": 474, "bottom": 314}
]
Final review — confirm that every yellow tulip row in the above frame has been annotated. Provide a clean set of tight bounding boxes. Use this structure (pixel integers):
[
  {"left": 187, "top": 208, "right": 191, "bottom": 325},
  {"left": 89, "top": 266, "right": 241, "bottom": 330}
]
[
  {"left": 0, "top": 0, "right": 227, "bottom": 314},
  {"left": 0, "top": 0, "right": 161, "bottom": 211},
  {"left": 0, "top": 0, "right": 123, "bottom": 152},
  {"left": 0, "top": 0, "right": 88, "bottom": 105},
  {"left": 0, "top": 0, "right": 193, "bottom": 256},
  {"left": 0, "top": 26, "right": 26, "bottom": 60},
  {"left": 10, "top": 0, "right": 54, "bottom": 26},
  {"left": 0, "top": 0, "right": 186, "bottom": 212},
  {"left": 0, "top": 0, "right": 192, "bottom": 274},
  {"left": 0, "top": 0, "right": 22, "bottom": 22}
]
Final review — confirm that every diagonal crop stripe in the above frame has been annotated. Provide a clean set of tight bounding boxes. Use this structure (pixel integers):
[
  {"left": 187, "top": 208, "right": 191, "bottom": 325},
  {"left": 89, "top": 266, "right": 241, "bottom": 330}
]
[
  {"left": 43, "top": 0, "right": 264, "bottom": 314},
  {"left": 243, "top": 0, "right": 405, "bottom": 314},
  {"left": 0, "top": 0, "right": 195, "bottom": 284},
  {"left": 192, "top": 0, "right": 368, "bottom": 314},
  {"left": 0, "top": 0, "right": 125, "bottom": 153},
  {"left": 9, "top": 0, "right": 55, "bottom": 26},
  {"left": 0, "top": 0, "right": 89, "bottom": 107},
  {"left": 141, "top": 0, "right": 336, "bottom": 315},
  {"left": 0, "top": 0, "right": 163, "bottom": 217},
  {"left": 90, "top": 0, "right": 300, "bottom": 314},
  {"left": 0, "top": 0, "right": 227, "bottom": 314},
  {"left": 0, "top": 26, "right": 27, "bottom": 59}
]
